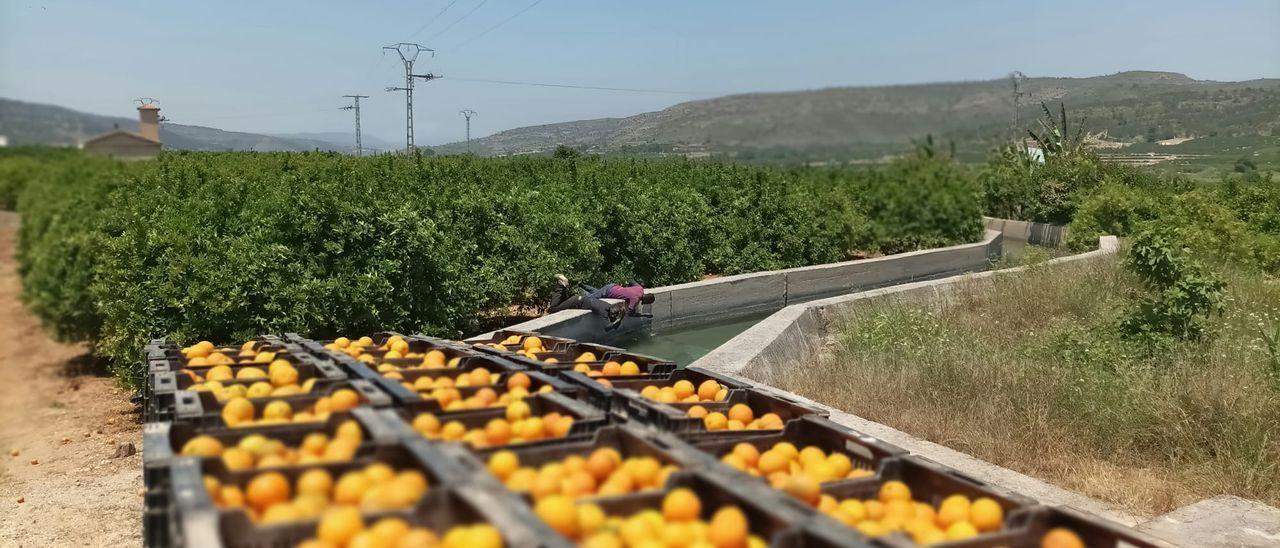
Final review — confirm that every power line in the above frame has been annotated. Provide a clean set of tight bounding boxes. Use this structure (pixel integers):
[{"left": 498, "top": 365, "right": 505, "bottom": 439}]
[
  {"left": 427, "top": 0, "right": 490, "bottom": 41},
  {"left": 450, "top": 0, "right": 545, "bottom": 50},
  {"left": 407, "top": 0, "right": 461, "bottom": 39},
  {"left": 445, "top": 77, "right": 713, "bottom": 95}
]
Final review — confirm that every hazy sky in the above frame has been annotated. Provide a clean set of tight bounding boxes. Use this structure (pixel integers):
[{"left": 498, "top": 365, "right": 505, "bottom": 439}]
[{"left": 2, "top": 0, "right": 1277, "bottom": 147}]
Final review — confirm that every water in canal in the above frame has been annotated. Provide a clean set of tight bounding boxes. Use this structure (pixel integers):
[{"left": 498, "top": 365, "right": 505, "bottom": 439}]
[{"left": 607, "top": 312, "right": 773, "bottom": 366}]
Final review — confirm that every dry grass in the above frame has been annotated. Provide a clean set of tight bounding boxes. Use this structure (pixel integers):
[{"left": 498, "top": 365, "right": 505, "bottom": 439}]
[{"left": 767, "top": 257, "right": 1280, "bottom": 517}]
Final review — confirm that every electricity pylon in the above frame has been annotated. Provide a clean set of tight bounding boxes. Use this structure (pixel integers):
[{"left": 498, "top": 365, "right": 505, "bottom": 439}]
[
  {"left": 382, "top": 43, "right": 438, "bottom": 152},
  {"left": 340, "top": 94, "right": 370, "bottom": 156},
  {"left": 459, "top": 109, "right": 476, "bottom": 152}
]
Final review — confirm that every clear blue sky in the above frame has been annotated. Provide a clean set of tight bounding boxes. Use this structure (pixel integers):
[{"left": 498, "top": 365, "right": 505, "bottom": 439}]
[{"left": 2, "top": 0, "right": 1277, "bottom": 147}]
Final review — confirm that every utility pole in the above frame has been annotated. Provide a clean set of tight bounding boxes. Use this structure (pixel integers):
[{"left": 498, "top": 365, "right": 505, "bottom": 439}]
[
  {"left": 382, "top": 42, "right": 439, "bottom": 152},
  {"left": 1009, "top": 71, "right": 1026, "bottom": 140},
  {"left": 459, "top": 109, "right": 476, "bottom": 152},
  {"left": 340, "top": 94, "right": 370, "bottom": 156}
]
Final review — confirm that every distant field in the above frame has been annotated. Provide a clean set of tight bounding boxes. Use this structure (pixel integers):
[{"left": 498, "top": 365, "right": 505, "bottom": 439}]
[{"left": 1099, "top": 135, "right": 1279, "bottom": 181}]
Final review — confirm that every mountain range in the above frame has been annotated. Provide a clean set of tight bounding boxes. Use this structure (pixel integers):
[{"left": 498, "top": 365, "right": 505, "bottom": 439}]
[
  {"left": 0, "top": 98, "right": 388, "bottom": 153},
  {"left": 431, "top": 71, "right": 1280, "bottom": 160}
]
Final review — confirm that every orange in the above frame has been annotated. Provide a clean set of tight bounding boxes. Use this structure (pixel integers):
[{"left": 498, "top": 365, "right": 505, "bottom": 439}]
[
  {"left": 756, "top": 450, "right": 789, "bottom": 475},
  {"left": 657, "top": 387, "right": 678, "bottom": 403},
  {"left": 575, "top": 351, "right": 597, "bottom": 363},
  {"left": 221, "top": 448, "right": 255, "bottom": 471},
  {"left": 317, "top": 506, "right": 365, "bottom": 546},
  {"left": 878, "top": 479, "right": 912, "bottom": 503},
  {"left": 263, "top": 400, "right": 293, "bottom": 421},
  {"left": 672, "top": 380, "right": 696, "bottom": 399},
  {"left": 469, "top": 368, "right": 492, "bottom": 387},
  {"left": 826, "top": 453, "right": 853, "bottom": 478},
  {"left": 235, "top": 367, "right": 267, "bottom": 380},
  {"left": 757, "top": 412, "right": 784, "bottom": 429},
  {"left": 1041, "top": 527, "right": 1086, "bottom": 548},
  {"left": 864, "top": 499, "right": 885, "bottom": 520},
  {"left": 726, "top": 419, "right": 746, "bottom": 430},
  {"left": 322, "top": 438, "right": 359, "bottom": 461},
  {"left": 245, "top": 472, "right": 290, "bottom": 511},
  {"left": 937, "top": 494, "right": 972, "bottom": 528},
  {"left": 601, "top": 362, "right": 622, "bottom": 376},
  {"left": 619, "top": 361, "right": 641, "bottom": 375},
  {"left": 440, "top": 421, "right": 466, "bottom": 441},
  {"left": 727, "top": 404, "right": 754, "bottom": 424},
  {"left": 368, "top": 517, "right": 411, "bottom": 546},
  {"left": 394, "top": 470, "right": 429, "bottom": 499},
  {"left": 708, "top": 506, "right": 749, "bottom": 548},
  {"left": 396, "top": 529, "right": 440, "bottom": 548},
  {"left": 661, "top": 488, "right": 702, "bottom": 522},
  {"left": 269, "top": 364, "right": 298, "bottom": 388},
  {"left": 297, "top": 469, "right": 333, "bottom": 497},
  {"left": 488, "top": 450, "right": 520, "bottom": 480},
  {"left": 522, "top": 336, "right": 543, "bottom": 351},
  {"left": 696, "top": 380, "right": 721, "bottom": 401},
  {"left": 687, "top": 405, "right": 709, "bottom": 419},
  {"left": 639, "top": 385, "right": 660, "bottom": 400},
  {"left": 576, "top": 503, "right": 606, "bottom": 537},
  {"left": 585, "top": 448, "right": 619, "bottom": 481},
  {"left": 784, "top": 474, "right": 821, "bottom": 506},
  {"left": 329, "top": 388, "right": 361, "bottom": 411},
  {"left": 506, "top": 401, "right": 531, "bottom": 422},
  {"left": 221, "top": 397, "right": 255, "bottom": 426},
  {"left": 364, "top": 462, "right": 396, "bottom": 484},
  {"left": 181, "top": 435, "right": 225, "bottom": 457},
  {"left": 703, "top": 412, "right": 729, "bottom": 431},
  {"left": 561, "top": 470, "right": 597, "bottom": 498},
  {"left": 219, "top": 485, "right": 245, "bottom": 507},
  {"left": 946, "top": 521, "right": 979, "bottom": 541},
  {"left": 534, "top": 495, "right": 578, "bottom": 538},
  {"left": 970, "top": 497, "right": 1004, "bottom": 532},
  {"left": 485, "top": 418, "right": 513, "bottom": 445},
  {"left": 549, "top": 415, "right": 575, "bottom": 438},
  {"left": 507, "top": 372, "right": 531, "bottom": 390},
  {"left": 412, "top": 413, "right": 441, "bottom": 436},
  {"left": 731, "top": 443, "right": 760, "bottom": 468},
  {"left": 334, "top": 471, "right": 372, "bottom": 505}
]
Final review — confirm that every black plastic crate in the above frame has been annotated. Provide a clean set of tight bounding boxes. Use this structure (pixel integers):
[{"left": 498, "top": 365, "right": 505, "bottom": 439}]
[
  {"left": 564, "top": 366, "right": 751, "bottom": 419},
  {"left": 624, "top": 384, "right": 829, "bottom": 437},
  {"left": 146, "top": 337, "right": 295, "bottom": 374},
  {"left": 143, "top": 406, "right": 403, "bottom": 492},
  {"left": 530, "top": 469, "right": 823, "bottom": 547},
  {"left": 466, "top": 424, "right": 708, "bottom": 500},
  {"left": 464, "top": 329, "right": 578, "bottom": 351},
  {"left": 387, "top": 391, "right": 609, "bottom": 451},
  {"left": 389, "top": 369, "right": 578, "bottom": 412},
  {"left": 147, "top": 353, "right": 347, "bottom": 424},
  {"left": 687, "top": 415, "right": 906, "bottom": 483},
  {"left": 921, "top": 505, "right": 1175, "bottom": 548},
  {"left": 155, "top": 439, "right": 517, "bottom": 548},
  {"left": 172, "top": 379, "right": 392, "bottom": 429},
  {"left": 296, "top": 331, "right": 479, "bottom": 364},
  {"left": 792, "top": 456, "right": 1038, "bottom": 547}
]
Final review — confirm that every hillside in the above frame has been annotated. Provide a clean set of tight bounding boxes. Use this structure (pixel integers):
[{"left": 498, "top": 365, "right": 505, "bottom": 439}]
[
  {"left": 433, "top": 71, "right": 1280, "bottom": 160},
  {"left": 0, "top": 98, "right": 360, "bottom": 153}
]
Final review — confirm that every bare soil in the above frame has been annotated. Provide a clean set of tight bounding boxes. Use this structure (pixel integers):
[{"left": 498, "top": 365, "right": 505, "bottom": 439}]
[{"left": 0, "top": 212, "right": 142, "bottom": 547}]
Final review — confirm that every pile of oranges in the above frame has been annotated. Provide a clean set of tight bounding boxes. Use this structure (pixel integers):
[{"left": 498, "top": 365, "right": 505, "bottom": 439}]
[
  {"left": 178, "top": 419, "right": 365, "bottom": 469},
  {"left": 181, "top": 340, "right": 284, "bottom": 367},
  {"left": 409, "top": 401, "right": 576, "bottom": 448},
  {"left": 185, "top": 359, "right": 312, "bottom": 401},
  {"left": 716, "top": 441, "right": 874, "bottom": 487},
  {"left": 324, "top": 335, "right": 463, "bottom": 369},
  {"left": 572, "top": 359, "right": 643, "bottom": 378},
  {"left": 486, "top": 447, "right": 679, "bottom": 500},
  {"left": 810, "top": 480, "right": 1003, "bottom": 544},
  {"left": 297, "top": 512, "right": 502, "bottom": 548},
  {"left": 388, "top": 370, "right": 555, "bottom": 411},
  {"left": 219, "top": 387, "right": 362, "bottom": 428},
  {"left": 204, "top": 461, "right": 429, "bottom": 524},
  {"left": 639, "top": 379, "right": 727, "bottom": 404},
  {"left": 533, "top": 488, "right": 763, "bottom": 548},
  {"left": 686, "top": 403, "right": 784, "bottom": 431}
]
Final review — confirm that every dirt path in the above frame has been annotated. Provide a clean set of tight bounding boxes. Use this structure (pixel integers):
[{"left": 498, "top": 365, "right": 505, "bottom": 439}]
[{"left": 0, "top": 211, "right": 142, "bottom": 548}]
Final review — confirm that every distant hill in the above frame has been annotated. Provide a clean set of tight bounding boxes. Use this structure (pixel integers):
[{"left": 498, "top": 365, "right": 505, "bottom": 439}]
[
  {"left": 432, "top": 71, "right": 1280, "bottom": 160},
  {"left": 0, "top": 98, "right": 370, "bottom": 153},
  {"left": 272, "top": 132, "right": 400, "bottom": 155}
]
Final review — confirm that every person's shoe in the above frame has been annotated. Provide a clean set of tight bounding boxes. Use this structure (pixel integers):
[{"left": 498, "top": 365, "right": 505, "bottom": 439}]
[{"left": 555, "top": 274, "right": 569, "bottom": 287}]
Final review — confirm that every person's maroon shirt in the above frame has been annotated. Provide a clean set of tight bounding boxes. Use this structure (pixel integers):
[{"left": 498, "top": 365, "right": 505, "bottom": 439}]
[{"left": 606, "top": 284, "right": 644, "bottom": 310}]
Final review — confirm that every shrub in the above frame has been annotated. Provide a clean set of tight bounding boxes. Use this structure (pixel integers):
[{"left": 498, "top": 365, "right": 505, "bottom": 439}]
[{"left": 1120, "top": 229, "right": 1225, "bottom": 344}]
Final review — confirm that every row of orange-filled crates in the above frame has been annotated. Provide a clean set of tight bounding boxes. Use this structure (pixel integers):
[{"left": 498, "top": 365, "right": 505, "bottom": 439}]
[{"left": 139, "top": 330, "right": 1172, "bottom": 548}]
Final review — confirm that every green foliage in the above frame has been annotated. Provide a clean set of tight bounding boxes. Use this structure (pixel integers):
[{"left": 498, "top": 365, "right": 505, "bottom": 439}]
[
  {"left": 12, "top": 150, "right": 982, "bottom": 387},
  {"left": 1121, "top": 230, "right": 1225, "bottom": 344}
]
